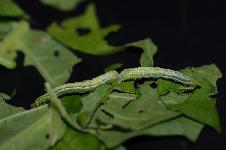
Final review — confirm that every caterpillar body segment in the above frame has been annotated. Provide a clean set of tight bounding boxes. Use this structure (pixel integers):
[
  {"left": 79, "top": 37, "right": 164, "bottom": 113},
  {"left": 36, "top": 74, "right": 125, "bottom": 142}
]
[{"left": 32, "top": 67, "right": 197, "bottom": 107}]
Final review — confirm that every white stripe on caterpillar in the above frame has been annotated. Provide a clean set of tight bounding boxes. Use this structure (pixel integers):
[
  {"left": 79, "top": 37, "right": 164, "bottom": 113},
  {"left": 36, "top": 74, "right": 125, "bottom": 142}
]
[
  {"left": 32, "top": 70, "right": 120, "bottom": 107},
  {"left": 120, "top": 67, "right": 193, "bottom": 85},
  {"left": 32, "top": 67, "right": 196, "bottom": 107}
]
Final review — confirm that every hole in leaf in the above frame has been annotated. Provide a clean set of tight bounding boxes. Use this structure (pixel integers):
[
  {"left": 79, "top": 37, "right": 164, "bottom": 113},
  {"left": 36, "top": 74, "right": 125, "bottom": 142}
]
[
  {"left": 76, "top": 28, "right": 90, "bottom": 36},
  {"left": 150, "top": 82, "right": 157, "bottom": 89},
  {"left": 45, "top": 134, "right": 49, "bottom": 139},
  {"left": 54, "top": 50, "right": 60, "bottom": 57},
  {"left": 139, "top": 110, "right": 144, "bottom": 113}
]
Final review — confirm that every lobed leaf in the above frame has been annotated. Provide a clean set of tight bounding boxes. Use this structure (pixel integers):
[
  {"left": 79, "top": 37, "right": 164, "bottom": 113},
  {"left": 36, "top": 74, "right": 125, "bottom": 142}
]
[
  {"left": 48, "top": 4, "right": 157, "bottom": 66},
  {"left": 170, "top": 80, "right": 221, "bottom": 132},
  {"left": 48, "top": 4, "right": 121, "bottom": 55},
  {"left": 99, "top": 85, "right": 179, "bottom": 130},
  {"left": 180, "top": 64, "right": 222, "bottom": 94},
  {"left": 0, "top": 21, "right": 81, "bottom": 87}
]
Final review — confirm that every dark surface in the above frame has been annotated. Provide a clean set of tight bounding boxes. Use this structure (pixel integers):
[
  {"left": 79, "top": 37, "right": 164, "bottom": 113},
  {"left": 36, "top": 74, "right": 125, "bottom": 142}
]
[{"left": 0, "top": 0, "right": 226, "bottom": 149}]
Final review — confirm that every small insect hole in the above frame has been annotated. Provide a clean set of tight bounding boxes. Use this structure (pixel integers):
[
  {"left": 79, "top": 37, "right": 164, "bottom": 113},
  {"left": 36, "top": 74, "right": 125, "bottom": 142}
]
[
  {"left": 76, "top": 28, "right": 90, "bottom": 36},
  {"left": 139, "top": 110, "right": 144, "bottom": 113},
  {"left": 150, "top": 82, "right": 157, "bottom": 89},
  {"left": 54, "top": 50, "right": 60, "bottom": 57},
  {"left": 45, "top": 134, "right": 49, "bottom": 139}
]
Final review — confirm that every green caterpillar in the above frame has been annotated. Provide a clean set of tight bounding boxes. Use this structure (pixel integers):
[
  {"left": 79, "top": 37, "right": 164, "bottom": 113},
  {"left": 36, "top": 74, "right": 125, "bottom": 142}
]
[{"left": 32, "top": 67, "right": 197, "bottom": 107}]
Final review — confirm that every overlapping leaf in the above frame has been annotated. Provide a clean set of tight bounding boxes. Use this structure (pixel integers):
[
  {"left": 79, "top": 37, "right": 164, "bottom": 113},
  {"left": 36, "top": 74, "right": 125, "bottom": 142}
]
[
  {"left": 0, "top": 105, "right": 49, "bottom": 150},
  {"left": 48, "top": 4, "right": 157, "bottom": 67},
  {"left": 99, "top": 85, "right": 179, "bottom": 130},
  {"left": 48, "top": 4, "right": 121, "bottom": 55},
  {"left": 53, "top": 126, "right": 104, "bottom": 150},
  {"left": 170, "top": 80, "right": 221, "bottom": 132},
  {"left": 40, "top": 0, "right": 83, "bottom": 11},
  {"left": 0, "top": 0, "right": 25, "bottom": 17},
  {"left": 0, "top": 21, "right": 81, "bottom": 87}
]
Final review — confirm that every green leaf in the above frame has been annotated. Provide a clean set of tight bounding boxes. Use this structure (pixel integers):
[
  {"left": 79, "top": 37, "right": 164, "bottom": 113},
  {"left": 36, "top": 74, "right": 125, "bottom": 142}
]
[
  {"left": 40, "top": 0, "right": 83, "bottom": 11},
  {"left": 126, "top": 38, "right": 157, "bottom": 67},
  {"left": 0, "top": 97, "right": 24, "bottom": 120},
  {"left": 99, "top": 84, "right": 179, "bottom": 130},
  {"left": 61, "top": 95, "right": 82, "bottom": 114},
  {"left": 104, "top": 63, "right": 123, "bottom": 73},
  {"left": 143, "top": 117, "right": 203, "bottom": 142},
  {"left": 53, "top": 126, "right": 104, "bottom": 150},
  {"left": 106, "top": 92, "right": 137, "bottom": 110},
  {"left": 0, "top": 105, "right": 50, "bottom": 150},
  {"left": 88, "top": 92, "right": 137, "bottom": 129},
  {"left": 45, "top": 82, "right": 82, "bottom": 131},
  {"left": 77, "top": 84, "right": 114, "bottom": 128},
  {"left": 0, "top": 92, "right": 12, "bottom": 101},
  {"left": 97, "top": 117, "right": 203, "bottom": 148},
  {"left": 180, "top": 64, "right": 222, "bottom": 94},
  {"left": 114, "top": 81, "right": 136, "bottom": 93},
  {"left": 160, "top": 92, "right": 189, "bottom": 106},
  {"left": 0, "top": 22, "right": 15, "bottom": 40},
  {"left": 171, "top": 80, "right": 221, "bottom": 132},
  {"left": 48, "top": 5, "right": 157, "bottom": 65},
  {"left": 0, "top": 21, "right": 81, "bottom": 87},
  {"left": 49, "top": 103, "right": 65, "bottom": 146},
  {"left": 157, "top": 79, "right": 191, "bottom": 95},
  {"left": 0, "top": 0, "right": 25, "bottom": 17},
  {"left": 48, "top": 4, "right": 121, "bottom": 55}
]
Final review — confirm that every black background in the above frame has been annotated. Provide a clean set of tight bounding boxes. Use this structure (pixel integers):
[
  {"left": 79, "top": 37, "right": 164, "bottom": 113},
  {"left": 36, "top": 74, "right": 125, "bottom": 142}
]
[{"left": 0, "top": 0, "right": 226, "bottom": 149}]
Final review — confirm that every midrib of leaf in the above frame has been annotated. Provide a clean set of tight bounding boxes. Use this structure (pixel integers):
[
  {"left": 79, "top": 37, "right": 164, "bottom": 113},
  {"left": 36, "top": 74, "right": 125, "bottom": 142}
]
[
  {"left": 7, "top": 21, "right": 61, "bottom": 85},
  {"left": 0, "top": 114, "right": 49, "bottom": 149},
  {"left": 0, "top": 21, "right": 28, "bottom": 52},
  {"left": 18, "top": 43, "right": 56, "bottom": 86},
  {"left": 0, "top": 105, "right": 47, "bottom": 124}
]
